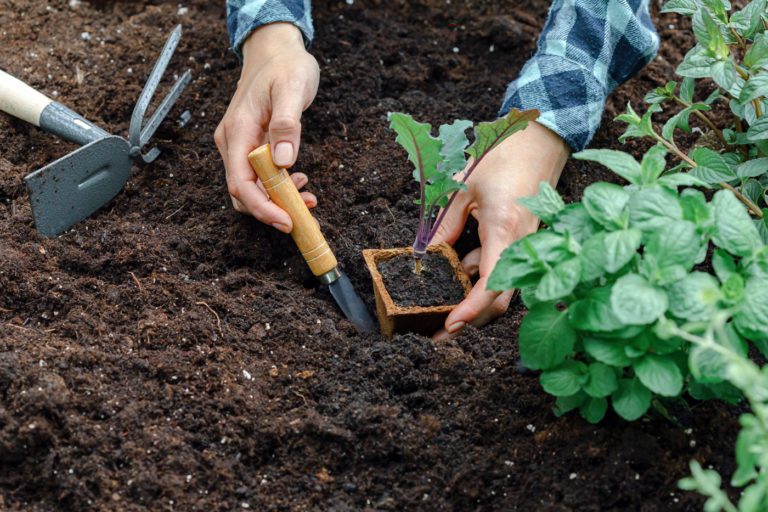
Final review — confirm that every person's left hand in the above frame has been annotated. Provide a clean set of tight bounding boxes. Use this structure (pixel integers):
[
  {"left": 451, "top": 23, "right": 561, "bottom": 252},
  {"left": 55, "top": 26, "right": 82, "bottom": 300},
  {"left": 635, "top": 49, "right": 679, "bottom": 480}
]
[{"left": 431, "top": 121, "right": 570, "bottom": 342}]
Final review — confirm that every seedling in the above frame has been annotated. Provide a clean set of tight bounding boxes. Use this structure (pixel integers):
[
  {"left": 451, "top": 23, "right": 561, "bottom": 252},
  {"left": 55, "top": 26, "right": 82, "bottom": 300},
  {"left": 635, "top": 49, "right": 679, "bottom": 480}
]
[{"left": 388, "top": 109, "right": 538, "bottom": 273}]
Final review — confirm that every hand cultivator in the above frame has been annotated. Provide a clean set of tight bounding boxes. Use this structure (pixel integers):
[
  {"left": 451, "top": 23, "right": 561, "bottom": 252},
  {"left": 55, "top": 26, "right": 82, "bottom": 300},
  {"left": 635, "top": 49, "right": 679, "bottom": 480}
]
[{"left": 0, "top": 25, "right": 191, "bottom": 237}]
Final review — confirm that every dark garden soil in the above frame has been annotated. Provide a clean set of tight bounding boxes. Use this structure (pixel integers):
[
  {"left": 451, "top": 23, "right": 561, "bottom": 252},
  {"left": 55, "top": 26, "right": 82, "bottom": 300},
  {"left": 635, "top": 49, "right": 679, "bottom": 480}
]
[
  {"left": 0, "top": 0, "right": 747, "bottom": 510},
  {"left": 378, "top": 253, "right": 464, "bottom": 308}
]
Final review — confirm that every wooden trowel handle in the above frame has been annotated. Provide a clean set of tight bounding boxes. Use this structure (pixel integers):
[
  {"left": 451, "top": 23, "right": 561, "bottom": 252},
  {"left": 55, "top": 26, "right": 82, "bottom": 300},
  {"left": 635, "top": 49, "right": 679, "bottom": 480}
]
[
  {"left": 0, "top": 69, "right": 53, "bottom": 126},
  {"left": 248, "top": 144, "right": 338, "bottom": 277}
]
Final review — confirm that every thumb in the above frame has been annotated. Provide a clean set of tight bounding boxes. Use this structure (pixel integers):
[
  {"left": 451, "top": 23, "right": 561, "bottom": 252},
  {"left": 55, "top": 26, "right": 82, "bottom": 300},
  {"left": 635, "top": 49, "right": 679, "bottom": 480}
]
[
  {"left": 430, "top": 193, "right": 470, "bottom": 246},
  {"left": 269, "top": 81, "right": 305, "bottom": 168}
]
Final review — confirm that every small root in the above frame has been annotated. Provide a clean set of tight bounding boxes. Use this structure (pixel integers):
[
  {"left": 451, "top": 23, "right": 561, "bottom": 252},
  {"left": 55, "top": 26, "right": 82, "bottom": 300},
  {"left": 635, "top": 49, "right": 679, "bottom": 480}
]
[{"left": 196, "top": 301, "right": 223, "bottom": 338}]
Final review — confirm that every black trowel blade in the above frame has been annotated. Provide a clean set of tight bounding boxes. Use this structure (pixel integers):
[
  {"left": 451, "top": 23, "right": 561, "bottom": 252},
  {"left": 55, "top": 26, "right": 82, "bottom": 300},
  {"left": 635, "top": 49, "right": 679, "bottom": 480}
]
[{"left": 328, "top": 271, "right": 377, "bottom": 332}]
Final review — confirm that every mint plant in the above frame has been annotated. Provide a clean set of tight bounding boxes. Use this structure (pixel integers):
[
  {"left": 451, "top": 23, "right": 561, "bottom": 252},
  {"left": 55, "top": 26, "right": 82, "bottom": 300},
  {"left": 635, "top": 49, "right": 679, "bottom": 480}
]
[{"left": 387, "top": 109, "right": 538, "bottom": 272}]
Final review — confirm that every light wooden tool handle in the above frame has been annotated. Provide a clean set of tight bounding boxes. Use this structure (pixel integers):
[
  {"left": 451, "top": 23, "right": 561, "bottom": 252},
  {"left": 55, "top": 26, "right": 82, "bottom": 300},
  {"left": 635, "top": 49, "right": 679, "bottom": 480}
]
[
  {"left": 248, "top": 144, "right": 338, "bottom": 277},
  {"left": 0, "top": 69, "right": 52, "bottom": 126}
]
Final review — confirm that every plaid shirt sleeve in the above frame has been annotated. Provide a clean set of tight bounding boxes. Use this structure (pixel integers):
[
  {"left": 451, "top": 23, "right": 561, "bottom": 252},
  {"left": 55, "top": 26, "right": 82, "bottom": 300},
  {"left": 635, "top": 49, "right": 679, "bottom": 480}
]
[
  {"left": 226, "top": 0, "right": 314, "bottom": 59},
  {"left": 499, "top": 0, "right": 659, "bottom": 151}
]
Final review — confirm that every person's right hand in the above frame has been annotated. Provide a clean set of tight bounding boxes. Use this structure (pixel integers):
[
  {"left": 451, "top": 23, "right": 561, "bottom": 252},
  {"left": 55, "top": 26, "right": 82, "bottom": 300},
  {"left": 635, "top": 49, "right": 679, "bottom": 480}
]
[{"left": 214, "top": 22, "right": 320, "bottom": 233}]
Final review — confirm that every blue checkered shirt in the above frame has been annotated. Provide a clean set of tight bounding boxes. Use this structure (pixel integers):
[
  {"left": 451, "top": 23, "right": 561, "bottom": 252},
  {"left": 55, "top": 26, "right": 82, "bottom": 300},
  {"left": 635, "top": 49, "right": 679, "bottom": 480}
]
[{"left": 226, "top": 0, "right": 658, "bottom": 151}]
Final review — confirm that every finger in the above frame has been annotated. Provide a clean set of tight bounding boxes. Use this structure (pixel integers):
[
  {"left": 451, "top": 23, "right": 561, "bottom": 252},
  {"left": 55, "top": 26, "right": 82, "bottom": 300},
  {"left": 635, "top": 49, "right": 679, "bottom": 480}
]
[
  {"left": 461, "top": 247, "right": 481, "bottom": 277},
  {"left": 269, "top": 79, "right": 306, "bottom": 168},
  {"left": 300, "top": 191, "right": 317, "bottom": 209},
  {"left": 442, "top": 275, "right": 501, "bottom": 332}
]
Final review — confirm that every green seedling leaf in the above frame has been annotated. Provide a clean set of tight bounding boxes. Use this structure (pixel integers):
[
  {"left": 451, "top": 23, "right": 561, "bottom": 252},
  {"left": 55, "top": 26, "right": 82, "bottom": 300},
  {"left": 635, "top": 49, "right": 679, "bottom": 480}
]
[
  {"left": 518, "top": 302, "right": 576, "bottom": 370},
  {"left": 540, "top": 360, "right": 588, "bottom": 396},
  {"left": 579, "top": 397, "right": 608, "bottom": 424},
  {"left": 666, "top": 271, "right": 722, "bottom": 321},
  {"left": 629, "top": 186, "right": 684, "bottom": 233},
  {"left": 617, "top": 102, "right": 661, "bottom": 142},
  {"left": 536, "top": 257, "right": 582, "bottom": 301},
  {"left": 645, "top": 81, "right": 677, "bottom": 104},
  {"left": 735, "top": 157, "right": 768, "bottom": 179},
  {"left": 690, "top": 147, "right": 737, "bottom": 184},
  {"left": 645, "top": 221, "right": 701, "bottom": 269},
  {"left": 570, "top": 286, "right": 627, "bottom": 332},
  {"left": 584, "top": 362, "right": 619, "bottom": 398},
  {"left": 437, "top": 119, "right": 472, "bottom": 172},
  {"left": 517, "top": 181, "right": 565, "bottom": 225},
  {"left": 584, "top": 337, "right": 633, "bottom": 367},
  {"left": 611, "top": 273, "right": 669, "bottom": 325},
  {"left": 582, "top": 182, "right": 630, "bottom": 230},
  {"left": 466, "top": 108, "right": 539, "bottom": 163},
  {"left": 612, "top": 378, "right": 652, "bottom": 421},
  {"left": 551, "top": 203, "right": 602, "bottom": 245},
  {"left": 388, "top": 113, "right": 444, "bottom": 183},
  {"left": 712, "top": 189, "right": 761, "bottom": 257},
  {"left": 633, "top": 354, "right": 684, "bottom": 397},
  {"left": 574, "top": 149, "right": 642, "bottom": 185},
  {"left": 734, "top": 276, "right": 768, "bottom": 339}
]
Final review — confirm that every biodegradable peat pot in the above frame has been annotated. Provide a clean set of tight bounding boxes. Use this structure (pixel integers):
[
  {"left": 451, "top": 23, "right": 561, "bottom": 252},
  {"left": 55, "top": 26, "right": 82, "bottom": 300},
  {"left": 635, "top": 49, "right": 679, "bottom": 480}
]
[{"left": 362, "top": 242, "right": 472, "bottom": 338}]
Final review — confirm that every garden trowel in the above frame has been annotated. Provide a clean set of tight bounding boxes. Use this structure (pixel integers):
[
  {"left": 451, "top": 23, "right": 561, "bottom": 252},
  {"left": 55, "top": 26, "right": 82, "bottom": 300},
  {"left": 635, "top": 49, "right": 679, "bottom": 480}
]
[
  {"left": 248, "top": 144, "right": 377, "bottom": 332},
  {"left": 0, "top": 25, "right": 191, "bottom": 237}
]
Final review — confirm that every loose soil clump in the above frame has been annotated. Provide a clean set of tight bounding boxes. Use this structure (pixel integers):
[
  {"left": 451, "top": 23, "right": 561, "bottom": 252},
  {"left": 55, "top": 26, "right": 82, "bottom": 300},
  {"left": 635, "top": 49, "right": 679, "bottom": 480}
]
[{"left": 0, "top": 0, "right": 743, "bottom": 510}]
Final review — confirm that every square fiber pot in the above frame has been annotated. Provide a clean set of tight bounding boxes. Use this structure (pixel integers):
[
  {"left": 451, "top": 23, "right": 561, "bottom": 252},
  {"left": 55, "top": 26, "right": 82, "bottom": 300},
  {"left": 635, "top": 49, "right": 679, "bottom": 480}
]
[{"left": 362, "top": 242, "right": 472, "bottom": 339}]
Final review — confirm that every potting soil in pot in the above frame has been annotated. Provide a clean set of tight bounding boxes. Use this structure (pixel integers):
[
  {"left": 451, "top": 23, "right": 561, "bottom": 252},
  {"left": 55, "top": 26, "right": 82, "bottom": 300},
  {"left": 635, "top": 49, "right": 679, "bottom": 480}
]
[{"left": 377, "top": 252, "right": 466, "bottom": 307}]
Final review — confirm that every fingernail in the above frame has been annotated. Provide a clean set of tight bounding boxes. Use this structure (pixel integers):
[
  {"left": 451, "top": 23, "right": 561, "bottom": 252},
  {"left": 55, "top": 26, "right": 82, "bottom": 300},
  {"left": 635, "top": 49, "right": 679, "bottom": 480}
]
[
  {"left": 271, "top": 222, "right": 291, "bottom": 233},
  {"left": 447, "top": 321, "right": 465, "bottom": 334},
  {"left": 273, "top": 142, "right": 294, "bottom": 167}
]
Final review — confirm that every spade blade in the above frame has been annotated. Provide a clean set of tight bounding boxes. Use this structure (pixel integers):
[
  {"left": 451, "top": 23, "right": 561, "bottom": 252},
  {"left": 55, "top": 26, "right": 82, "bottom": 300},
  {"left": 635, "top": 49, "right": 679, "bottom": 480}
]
[
  {"left": 24, "top": 136, "right": 132, "bottom": 237},
  {"left": 328, "top": 271, "right": 377, "bottom": 332}
]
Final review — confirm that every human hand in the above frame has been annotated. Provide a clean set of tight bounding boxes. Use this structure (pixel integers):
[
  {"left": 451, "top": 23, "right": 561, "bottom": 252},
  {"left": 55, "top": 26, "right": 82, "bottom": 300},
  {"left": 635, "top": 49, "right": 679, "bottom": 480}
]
[
  {"left": 214, "top": 22, "right": 320, "bottom": 233},
  {"left": 431, "top": 121, "right": 570, "bottom": 341}
]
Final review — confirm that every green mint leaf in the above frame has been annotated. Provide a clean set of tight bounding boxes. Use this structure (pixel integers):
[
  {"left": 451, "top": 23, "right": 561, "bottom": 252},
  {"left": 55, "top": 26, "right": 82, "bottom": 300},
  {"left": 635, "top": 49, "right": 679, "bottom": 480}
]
[
  {"left": 612, "top": 378, "right": 652, "bottom": 421},
  {"left": 746, "top": 115, "right": 768, "bottom": 142},
  {"left": 421, "top": 174, "right": 464, "bottom": 209},
  {"left": 603, "top": 228, "right": 642, "bottom": 273},
  {"left": 573, "top": 149, "right": 642, "bottom": 185},
  {"left": 553, "top": 391, "right": 588, "bottom": 416},
  {"left": 569, "top": 286, "right": 626, "bottom": 332},
  {"left": 703, "top": 0, "right": 729, "bottom": 22},
  {"left": 629, "top": 186, "right": 684, "bottom": 232},
  {"left": 661, "top": 0, "right": 699, "bottom": 15},
  {"left": 712, "top": 189, "right": 761, "bottom": 257},
  {"left": 689, "top": 344, "right": 729, "bottom": 382},
  {"left": 640, "top": 145, "right": 669, "bottom": 185},
  {"left": 611, "top": 273, "right": 669, "bottom": 325},
  {"left": 739, "top": 73, "right": 768, "bottom": 104},
  {"left": 633, "top": 354, "right": 684, "bottom": 397},
  {"left": 582, "top": 182, "right": 630, "bottom": 230},
  {"left": 579, "top": 397, "right": 608, "bottom": 424},
  {"left": 677, "top": 44, "right": 718, "bottom": 78},
  {"left": 584, "top": 337, "right": 633, "bottom": 367},
  {"left": 680, "top": 188, "right": 712, "bottom": 226},
  {"left": 437, "top": 119, "right": 472, "bottom": 173},
  {"left": 584, "top": 362, "right": 619, "bottom": 398},
  {"left": 657, "top": 172, "right": 709, "bottom": 188},
  {"left": 662, "top": 104, "right": 711, "bottom": 140},
  {"left": 666, "top": 271, "right": 722, "bottom": 321},
  {"left": 692, "top": 9, "right": 729, "bottom": 59},
  {"left": 617, "top": 103, "right": 662, "bottom": 143},
  {"left": 517, "top": 181, "right": 565, "bottom": 225},
  {"left": 580, "top": 232, "right": 609, "bottom": 281},
  {"left": 735, "top": 157, "right": 768, "bottom": 179},
  {"left": 540, "top": 360, "right": 588, "bottom": 396},
  {"left": 741, "top": 179, "right": 763, "bottom": 207},
  {"left": 551, "top": 203, "right": 602, "bottom": 245},
  {"left": 645, "top": 221, "right": 701, "bottom": 269},
  {"left": 518, "top": 302, "right": 576, "bottom": 370},
  {"left": 744, "top": 31, "right": 768, "bottom": 67},
  {"left": 712, "top": 248, "right": 736, "bottom": 282},
  {"left": 465, "top": 108, "right": 539, "bottom": 164},
  {"left": 536, "top": 257, "right": 582, "bottom": 301},
  {"left": 488, "top": 231, "right": 572, "bottom": 291},
  {"left": 388, "top": 112, "right": 443, "bottom": 182},
  {"left": 734, "top": 277, "right": 768, "bottom": 339},
  {"left": 690, "top": 147, "right": 737, "bottom": 184},
  {"left": 680, "top": 77, "right": 695, "bottom": 104}
]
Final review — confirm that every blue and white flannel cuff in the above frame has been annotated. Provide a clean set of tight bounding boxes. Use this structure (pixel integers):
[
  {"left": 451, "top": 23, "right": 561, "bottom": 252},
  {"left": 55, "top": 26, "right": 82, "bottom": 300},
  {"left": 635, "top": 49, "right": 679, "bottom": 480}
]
[
  {"left": 499, "top": 0, "right": 659, "bottom": 151},
  {"left": 226, "top": 0, "right": 314, "bottom": 60}
]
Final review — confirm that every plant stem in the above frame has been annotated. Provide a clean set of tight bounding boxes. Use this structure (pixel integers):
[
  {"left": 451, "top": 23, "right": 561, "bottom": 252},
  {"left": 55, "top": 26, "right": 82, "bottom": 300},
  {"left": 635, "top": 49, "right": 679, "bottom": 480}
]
[
  {"left": 652, "top": 132, "right": 764, "bottom": 217},
  {"left": 673, "top": 96, "right": 729, "bottom": 148},
  {"left": 428, "top": 158, "right": 481, "bottom": 242}
]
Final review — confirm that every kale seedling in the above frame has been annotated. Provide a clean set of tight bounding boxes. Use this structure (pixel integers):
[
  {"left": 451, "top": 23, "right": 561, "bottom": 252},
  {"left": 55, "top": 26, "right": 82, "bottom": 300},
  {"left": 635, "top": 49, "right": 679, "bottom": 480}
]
[{"left": 388, "top": 108, "right": 538, "bottom": 273}]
